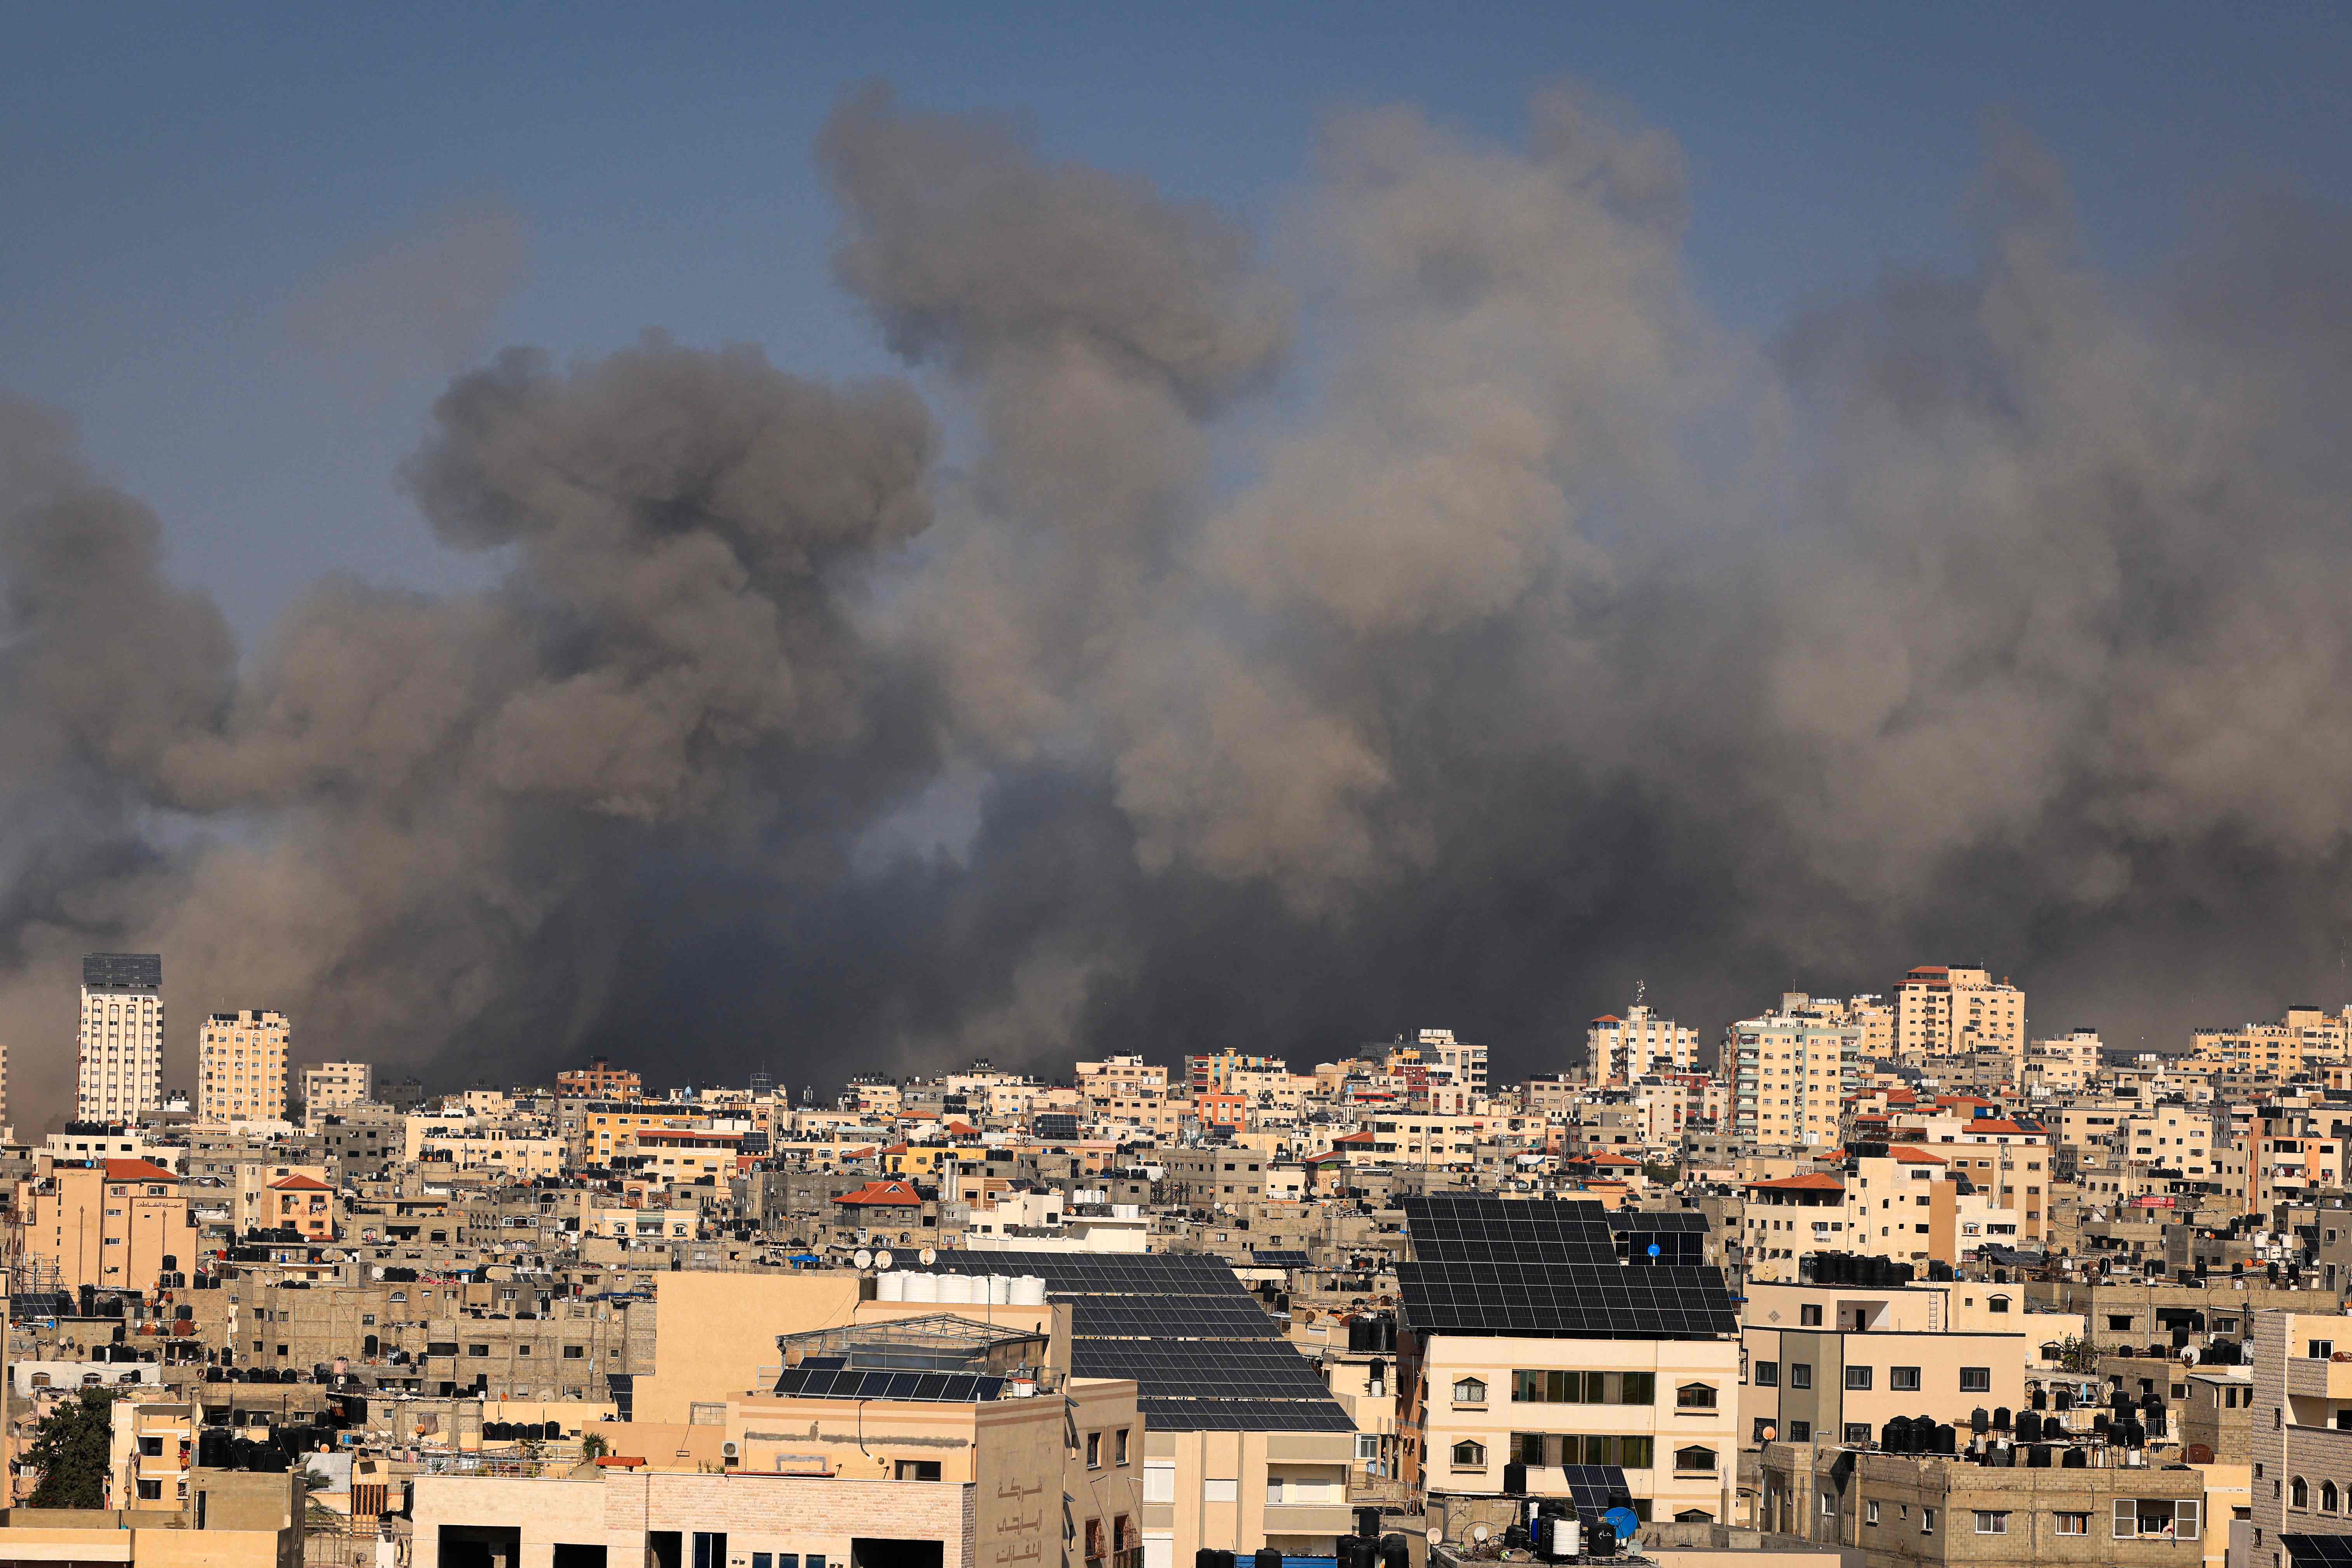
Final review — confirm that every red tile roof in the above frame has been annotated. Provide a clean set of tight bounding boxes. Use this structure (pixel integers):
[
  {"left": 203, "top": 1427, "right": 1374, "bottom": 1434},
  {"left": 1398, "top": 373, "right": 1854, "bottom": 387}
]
[
  {"left": 1889, "top": 1146, "right": 1948, "bottom": 1164},
  {"left": 268, "top": 1174, "right": 332, "bottom": 1190},
  {"left": 1746, "top": 1172, "right": 1845, "bottom": 1192},
  {"left": 833, "top": 1179, "right": 924, "bottom": 1207},
  {"left": 1591, "top": 1014, "right": 1623, "bottom": 1024},
  {"left": 104, "top": 1159, "right": 177, "bottom": 1182}
]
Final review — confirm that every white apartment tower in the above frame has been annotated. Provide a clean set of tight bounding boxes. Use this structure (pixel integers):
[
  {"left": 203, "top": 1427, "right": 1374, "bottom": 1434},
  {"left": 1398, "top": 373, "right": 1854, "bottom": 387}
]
[
  {"left": 1587, "top": 1003, "right": 1697, "bottom": 1084},
  {"left": 302, "top": 1060, "right": 373, "bottom": 1112},
  {"left": 198, "top": 1010, "right": 290, "bottom": 1123},
  {"left": 76, "top": 952, "right": 164, "bottom": 1121}
]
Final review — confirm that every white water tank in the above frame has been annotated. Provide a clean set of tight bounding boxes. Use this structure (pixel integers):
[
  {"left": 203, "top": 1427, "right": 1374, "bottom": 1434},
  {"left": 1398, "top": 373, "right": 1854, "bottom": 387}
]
[
  {"left": 903, "top": 1272, "right": 939, "bottom": 1302},
  {"left": 983, "top": 1275, "right": 1013, "bottom": 1304},
  {"left": 937, "top": 1273, "right": 974, "bottom": 1304},
  {"left": 1011, "top": 1275, "right": 1048, "bottom": 1306},
  {"left": 877, "top": 1271, "right": 907, "bottom": 1302}
]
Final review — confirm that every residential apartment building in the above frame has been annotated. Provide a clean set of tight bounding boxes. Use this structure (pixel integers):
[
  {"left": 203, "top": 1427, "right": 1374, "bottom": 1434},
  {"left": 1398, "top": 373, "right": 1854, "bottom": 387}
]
[
  {"left": 1398, "top": 1196, "right": 1741, "bottom": 1524},
  {"left": 1739, "top": 1273, "right": 2032, "bottom": 1449},
  {"left": 1893, "top": 966, "right": 2025, "bottom": 1064},
  {"left": 18, "top": 1158, "right": 199, "bottom": 1292},
  {"left": 301, "top": 1060, "right": 373, "bottom": 1111},
  {"left": 2194, "top": 1007, "right": 2352, "bottom": 1078},
  {"left": 198, "top": 1009, "right": 289, "bottom": 1124},
  {"left": 1731, "top": 1001, "right": 1861, "bottom": 1147},
  {"left": 1185, "top": 1052, "right": 1286, "bottom": 1097},
  {"left": 2250, "top": 1309, "right": 2352, "bottom": 1568},
  {"left": 1589, "top": 1004, "right": 1698, "bottom": 1085},
  {"left": 556, "top": 1057, "right": 643, "bottom": 1100},
  {"left": 77, "top": 951, "right": 164, "bottom": 1122}
]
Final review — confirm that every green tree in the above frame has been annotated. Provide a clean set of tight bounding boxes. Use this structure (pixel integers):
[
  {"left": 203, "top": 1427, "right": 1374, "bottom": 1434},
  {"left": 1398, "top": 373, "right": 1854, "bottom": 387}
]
[{"left": 26, "top": 1388, "right": 119, "bottom": 1509}]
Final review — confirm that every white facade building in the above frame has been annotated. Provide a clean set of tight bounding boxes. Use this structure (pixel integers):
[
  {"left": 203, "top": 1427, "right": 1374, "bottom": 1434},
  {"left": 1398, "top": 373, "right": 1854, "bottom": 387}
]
[{"left": 76, "top": 952, "right": 163, "bottom": 1122}]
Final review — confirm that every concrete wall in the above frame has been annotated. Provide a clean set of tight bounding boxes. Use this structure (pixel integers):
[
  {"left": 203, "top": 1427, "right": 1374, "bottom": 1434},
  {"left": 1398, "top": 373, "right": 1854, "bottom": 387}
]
[{"left": 632, "top": 1272, "right": 864, "bottom": 1425}]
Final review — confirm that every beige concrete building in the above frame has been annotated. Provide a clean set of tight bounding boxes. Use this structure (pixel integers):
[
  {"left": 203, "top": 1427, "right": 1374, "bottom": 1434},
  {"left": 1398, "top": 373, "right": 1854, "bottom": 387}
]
[
  {"left": 1893, "top": 967, "right": 2024, "bottom": 1064},
  {"left": 2251, "top": 1307, "right": 2352, "bottom": 1568},
  {"left": 2193, "top": 1006, "right": 2352, "bottom": 1078},
  {"left": 197, "top": 1010, "right": 289, "bottom": 1125},
  {"left": 19, "top": 1158, "right": 200, "bottom": 1292},
  {"left": 0, "top": 1468, "right": 305, "bottom": 1568},
  {"left": 1589, "top": 1005, "right": 1698, "bottom": 1086},
  {"left": 110, "top": 1399, "right": 198, "bottom": 1509},
  {"left": 1732, "top": 1003, "right": 1861, "bottom": 1148},
  {"left": 1739, "top": 1277, "right": 2043, "bottom": 1450},
  {"left": 300, "top": 1060, "right": 372, "bottom": 1111}
]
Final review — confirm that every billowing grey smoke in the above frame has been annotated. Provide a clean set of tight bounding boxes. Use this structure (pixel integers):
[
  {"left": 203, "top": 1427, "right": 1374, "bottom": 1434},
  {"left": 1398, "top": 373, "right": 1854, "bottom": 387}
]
[{"left": 7, "top": 86, "right": 2352, "bottom": 1119}]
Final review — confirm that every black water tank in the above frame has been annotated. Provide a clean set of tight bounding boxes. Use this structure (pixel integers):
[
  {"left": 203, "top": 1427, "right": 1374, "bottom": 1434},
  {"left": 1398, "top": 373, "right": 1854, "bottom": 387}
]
[
  {"left": 2062, "top": 1447, "right": 2088, "bottom": 1468},
  {"left": 543, "top": 1420, "right": 560, "bottom": 1439},
  {"left": 1503, "top": 1461, "right": 1528, "bottom": 1497},
  {"left": 1992, "top": 1406, "right": 2011, "bottom": 1431},
  {"left": 2015, "top": 1412, "right": 2041, "bottom": 1443},
  {"left": 1356, "top": 1507, "right": 1384, "bottom": 1541},
  {"left": 2054, "top": 1387, "right": 2074, "bottom": 1410},
  {"left": 1934, "top": 1424, "right": 1956, "bottom": 1456},
  {"left": 1589, "top": 1523, "right": 1617, "bottom": 1557},
  {"left": 1379, "top": 1536, "right": 1410, "bottom": 1568},
  {"left": 2027, "top": 1445, "right": 2051, "bottom": 1468},
  {"left": 1255, "top": 1548, "right": 1282, "bottom": 1568},
  {"left": 2029, "top": 1387, "right": 2047, "bottom": 1411},
  {"left": 1970, "top": 1407, "right": 1989, "bottom": 1432}
]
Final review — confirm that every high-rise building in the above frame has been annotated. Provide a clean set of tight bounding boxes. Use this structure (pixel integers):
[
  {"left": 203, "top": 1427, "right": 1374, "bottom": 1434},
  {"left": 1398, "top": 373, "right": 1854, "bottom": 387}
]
[
  {"left": 1586, "top": 1004, "right": 1695, "bottom": 1084},
  {"left": 1892, "top": 965, "right": 2025, "bottom": 1062},
  {"left": 76, "top": 953, "right": 164, "bottom": 1122},
  {"left": 198, "top": 1010, "right": 289, "bottom": 1123},
  {"left": 301, "top": 1059, "right": 372, "bottom": 1112},
  {"left": 1729, "top": 999, "right": 1860, "bottom": 1147}
]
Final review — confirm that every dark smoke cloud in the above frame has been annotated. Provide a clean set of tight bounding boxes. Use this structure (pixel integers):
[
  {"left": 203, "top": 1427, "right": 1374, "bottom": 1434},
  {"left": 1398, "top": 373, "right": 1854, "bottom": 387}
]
[{"left": 9, "top": 87, "right": 2352, "bottom": 1119}]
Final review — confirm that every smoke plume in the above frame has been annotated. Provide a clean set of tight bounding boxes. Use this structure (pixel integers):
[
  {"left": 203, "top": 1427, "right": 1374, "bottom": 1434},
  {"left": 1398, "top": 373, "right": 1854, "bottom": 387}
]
[{"left": 7, "top": 85, "right": 2352, "bottom": 1117}]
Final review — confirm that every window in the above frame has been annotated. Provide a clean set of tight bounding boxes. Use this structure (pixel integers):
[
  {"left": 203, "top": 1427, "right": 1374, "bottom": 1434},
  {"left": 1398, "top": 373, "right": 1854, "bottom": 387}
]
[
  {"left": 1975, "top": 1512, "right": 2008, "bottom": 1535},
  {"left": 2313, "top": 1342, "right": 2337, "bottom": 1360},
  {"left": 1890, "top": 1366, "right": 1920, "bottom": 1392},
  {"left": 1787, "top": 1420, "right": 1811, "bottom": 1441},
  {"left": 1676, "top": 1383, "right": 1717, "bottom": 1410},
  {"left": 1753, "top": 1362, "right": 1778, "bottom": 1388},
  {"left": 1143, "top": 1461, "right": 1175, "bottom": 1503},
  {"left": 1866, "top": 1502, "right": 1881, "bottom": 1526},
  {"left": 1800, "top": 1304, "right": 1822, "bottom": 1326},
  {"left": 1960, "top": 1367, "right": 1990, "bottom": 1392},
  {"left": 1843, "top": 1424, "right": 1871, "bottom": 1445},
  {"left": 692, "top": 1535, "right": 728, "bottom": 1568},
  {"left": 1846, "top": 1366, "right": 1873, "bottom": 1391},
  {"left": 1451, "top": 1441, "right": 1487, "bottom": 1468},
  {"left": 1453, "top": 1377, "right": 1487, "bottom": 1405},
  {"left": 1674, "top": 1447, "right": 1716, "bottom": 1474},
  {"left": 2326, "top": 1482, "right": 2340, "bottom": 1513},
  {"left": 2293, "top": 1478, "right": 2310, "bottom": 1511},
  {"left": 2109, "top": 1315, "right": 2135, "bottom": 1331},
  {"left": 1989, "top": 1295, "right": 2011, "bottom": 1313},
  {"left": 1820, "top": 1491, "right": 1836, "bottom": 1518},
  {"left": 1921, "top": 1508, "right": 1935, "bottom": 1535},
  {"left": 137, "top": 1479, "right": 163, "bottom": 1501},
  {"left": 1511, "top": 1370, "right": 1652, "bottom": 1404},
  {"left": 2055, "top": 1514, "right": 2088, "bottom": 1536},
  {"left": 1087, "top": 1433, "right": 1102, "bottom": 1469},
  {"left": 141, "top": 1436, "right": 164, "bottom": 1457},
  {"left": 894, "top": 1459, "right": 941, "bottom": 1481},
  {"left": 468, "top": 1345, "right": 489, "bottom": 1358},
  {"left": 1116, "top": 1428, "right": 1130, "bottom": 1466},
  {"left": 564, "top": 1345, "right": 585, "bottom": 1359},
  {"left": 2115, "top": 1500, "right": 2199, "bottom": 1540},
  {"left": 1789, "top": 1363, "right": 1812, "bottom": 1390}
]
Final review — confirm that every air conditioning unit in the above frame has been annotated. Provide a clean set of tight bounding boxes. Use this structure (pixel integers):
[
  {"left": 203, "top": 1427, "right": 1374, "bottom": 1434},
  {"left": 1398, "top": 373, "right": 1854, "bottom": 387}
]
[{"left": 721, "top": 1441, "right": 740, "bottom": 1461}]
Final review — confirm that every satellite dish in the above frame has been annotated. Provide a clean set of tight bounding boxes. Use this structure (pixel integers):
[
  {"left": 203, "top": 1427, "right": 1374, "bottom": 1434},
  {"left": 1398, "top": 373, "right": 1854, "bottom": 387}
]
[
  {"left": 854, "top": 1249, "right": 874, "bottom": 1271},
  {"left": 1426, "top": 1529, "right": 1444, "bottom": 1546},
  {"left": 1647, "top": 1242, "right": 1662, "bottom": 1258},
  {"left": 920, "top": 1246, "right": 938, "bottom": 1266},
  {"left": 1603, "top": 1507, "right": 1642, "bottom": 1543},
  {"left": 874, "top": 1250, "right": 895, "bottom": 1271},
  {"left": 1470, "top": 1526, "right": 1490, "bottom": 1544}
]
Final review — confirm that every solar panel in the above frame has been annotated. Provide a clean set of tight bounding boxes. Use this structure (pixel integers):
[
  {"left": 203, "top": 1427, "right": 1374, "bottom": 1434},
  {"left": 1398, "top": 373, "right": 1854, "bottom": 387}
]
[
  {"left": 1559, "top": 1465, "right": 1634, "bottom": 1527},
  {"left": 2284, "top": 1539, "right": 2352, "bottom": 1568},
  {"left": 920, "top": 1249, "right": 1352, "bottom": 1431},
  {"left": 1398, "top": 1196, "right": 1736, "bottom": 1341}
]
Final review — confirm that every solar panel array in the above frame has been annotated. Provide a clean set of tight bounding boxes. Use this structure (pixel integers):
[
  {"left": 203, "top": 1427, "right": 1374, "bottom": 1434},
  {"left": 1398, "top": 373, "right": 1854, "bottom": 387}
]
[
  {"left": 772, "top": 1356, "right": 1007, "bottom": 1403},
  {"left": 1250, "top": 1250, "right": 1311, "bottom": 1268},
  {"left": 1398, "top": 1196, "right": 1737, "bottom": 1341},
  {"left": 924, "top": 1250, "right": 1354, "bottom": 1432},
  {"left": 1556, "top": 1465, "right": 1636, "bottom": 1526},
  {"left": 2284, "top": 1538, "right": 2352, "bottom": 1568}
]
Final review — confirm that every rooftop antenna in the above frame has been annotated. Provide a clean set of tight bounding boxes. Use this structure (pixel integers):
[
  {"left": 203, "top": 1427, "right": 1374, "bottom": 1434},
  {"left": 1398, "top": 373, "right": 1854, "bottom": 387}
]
[{"left": 1633, "top": 979, "right": 1646, "bottom": 1012}]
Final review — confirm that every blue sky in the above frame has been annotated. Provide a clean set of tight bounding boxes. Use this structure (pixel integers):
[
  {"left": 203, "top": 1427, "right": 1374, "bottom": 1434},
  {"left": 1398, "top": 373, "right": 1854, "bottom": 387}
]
[{"left": 7, "top": 2, "right": 2349, "bottom": 639}]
